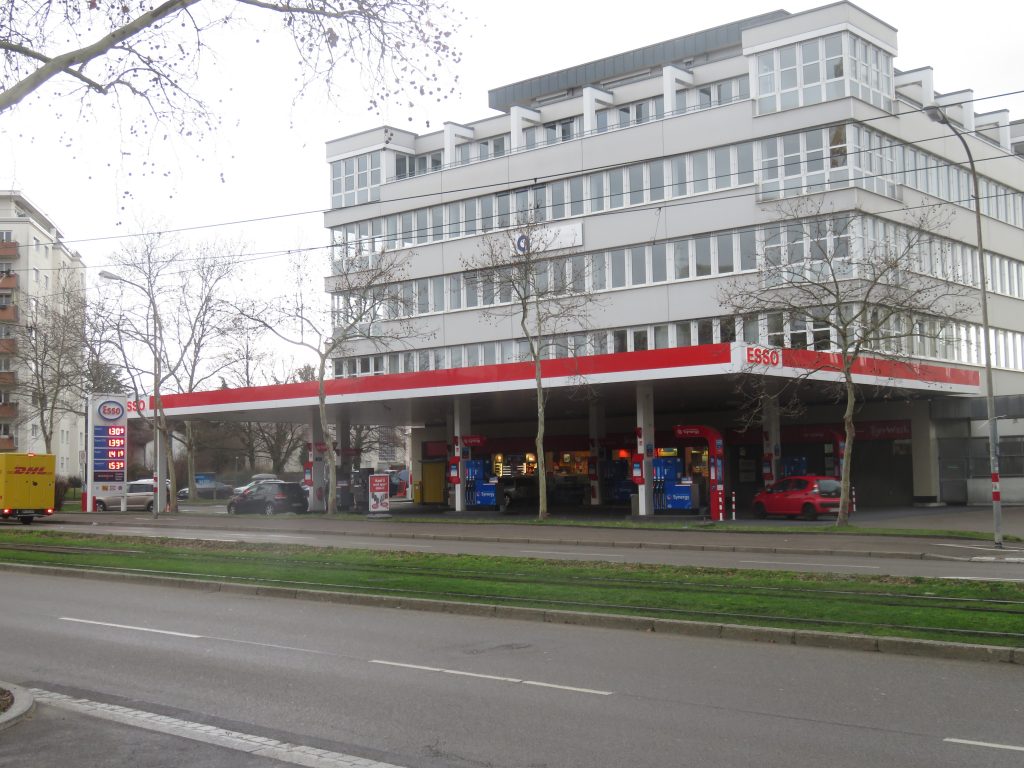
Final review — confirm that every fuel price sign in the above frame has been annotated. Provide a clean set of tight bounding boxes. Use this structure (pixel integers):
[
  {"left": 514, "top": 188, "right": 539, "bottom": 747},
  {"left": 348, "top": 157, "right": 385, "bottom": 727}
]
[{"left": 89, "top": 395, "right": 129, "bottom": 491}]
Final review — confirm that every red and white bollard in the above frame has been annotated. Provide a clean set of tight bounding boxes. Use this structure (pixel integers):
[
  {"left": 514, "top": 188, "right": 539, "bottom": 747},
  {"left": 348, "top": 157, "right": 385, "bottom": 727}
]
[
  {"left": 851, "top": 486, "right": 857, "bottom": 516},
  {"left": 731, "top": 490, "right": 737, "bottom": 521}
]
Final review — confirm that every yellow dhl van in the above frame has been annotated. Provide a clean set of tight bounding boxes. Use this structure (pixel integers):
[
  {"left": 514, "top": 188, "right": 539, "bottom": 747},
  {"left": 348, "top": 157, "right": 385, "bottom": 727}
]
[{"left": 0, "top": 453, "right": 56, "bottom": 525}]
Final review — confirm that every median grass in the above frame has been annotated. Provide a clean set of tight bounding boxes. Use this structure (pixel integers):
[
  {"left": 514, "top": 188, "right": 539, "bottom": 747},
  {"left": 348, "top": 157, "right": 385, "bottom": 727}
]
[{"left": 1, "top": 529, "right": 1021, "bottom": 648}]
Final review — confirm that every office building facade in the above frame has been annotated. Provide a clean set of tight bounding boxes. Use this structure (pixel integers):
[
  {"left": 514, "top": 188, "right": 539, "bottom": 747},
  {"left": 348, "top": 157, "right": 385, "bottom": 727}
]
[{"left": 323, "top": 2, "right": 1024, "bottom": 510}]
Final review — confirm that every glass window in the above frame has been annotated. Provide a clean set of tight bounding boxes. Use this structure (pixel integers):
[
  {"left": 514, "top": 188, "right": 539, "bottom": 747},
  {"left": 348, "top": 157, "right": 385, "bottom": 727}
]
[
  {"left": 649, "top": 160, "right": 665, "bottom": 201},
  {"left": 628, "top": 164, "right": 644, "bottom": 205},
  {"left": 692, "top": 152, "right": 709, "bottom": 193},
  {"left": 591, "top": 253, "right": 606, "bottom": 290},
  {"left": 613, "top": 330, "right": 628, "bottom": 353},
  {"left": 697, "top": 319, "right": 714, "bottom": 345},
  {"left": 448, "top": 275, "right": 462, "bottom": 309},
  {"left": 609, "top": 169, "right": 624, "bottom": 208},
  {"left": 631, "top": 247, "right": 646, "bottom": 285},
  {"left": 590, "top": 173, "right": 605, "bottom": 211},
  {"left": 633, "top": 329, "right": 648, "bottom": 351},
  {"left": 676, "top": 322, "right": 692, "bottom": 346},
  {"left": 464, "top": 199, "right": 477, "bottom": 235},
  {"left": 610, "top": 250, "right": 626, "bottom": 288},
  {"left": 651, "top": 243, "right": 667, "bottom": 282},
  {"left": 674, "top": 240, "right": 690, "bottom": 279},
  {"left": 695, "top": 236, "right": 711, "bottom": 276},
  {"left": 717, "top": 234, "right": 734, "bottom": 274},
  {"left": 569, "top": 177, "right": 584, "bottom": 216}
]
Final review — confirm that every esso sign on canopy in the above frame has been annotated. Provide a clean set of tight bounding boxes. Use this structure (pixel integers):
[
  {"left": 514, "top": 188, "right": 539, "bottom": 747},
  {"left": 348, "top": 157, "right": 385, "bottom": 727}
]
[
  {"left": 746, "top": 346, "right": 782, "bottom": 367},
  {"left": 125, "top": 399, "right": 148, "bottom": 413},
  {"left": 97, "top": 400, "right": 125, "bottom": 421}
]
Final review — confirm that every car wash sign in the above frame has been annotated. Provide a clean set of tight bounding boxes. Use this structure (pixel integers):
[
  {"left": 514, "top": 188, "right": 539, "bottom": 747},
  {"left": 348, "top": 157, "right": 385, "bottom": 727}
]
[{"left": 89, "top": 394, "right": 128, "bottom": 491}]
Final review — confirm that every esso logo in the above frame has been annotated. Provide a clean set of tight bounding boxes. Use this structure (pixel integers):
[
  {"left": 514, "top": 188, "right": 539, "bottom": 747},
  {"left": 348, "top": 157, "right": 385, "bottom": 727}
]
[
  {"left": 746, "top": 346, "right": 782, "bottom": 367},
  {"left": 515, "top": 234, "right": 530, "bottom": 254},
  {"left": 97, "top": 400, "right": 125, "bottom": 420},
  {"left": 125, "top": 400, "right": 147, "bottom": 413}
]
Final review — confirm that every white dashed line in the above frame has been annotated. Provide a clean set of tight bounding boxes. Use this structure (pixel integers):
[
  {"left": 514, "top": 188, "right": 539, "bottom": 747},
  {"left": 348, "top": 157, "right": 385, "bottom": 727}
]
[
  {"left": 30, "top": 689, "right": 408, "bottom": 767},
  {"left": 59, "top": 617, "right": 202, "bottom": 638},
  {"left": 945, "top": 738, "right": 1024, "bottom": 753},
  {"left": 370, "top": 659, "right": 612, "bottom": 696}
]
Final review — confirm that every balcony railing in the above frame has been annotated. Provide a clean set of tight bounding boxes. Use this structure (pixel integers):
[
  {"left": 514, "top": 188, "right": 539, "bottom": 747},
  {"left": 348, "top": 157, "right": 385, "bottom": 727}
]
[
  {"left": 0, "top": 339, "right": 15, "bottom": 355},
  {"left": 0, "top": 372, "right": 16, "bottom": 387},
  {"left": 0, "top": 436, "right": 15, "bottom": 451},
  {"left": 0, "top": 273, "right": 17, "bottom": 290},
  {"left": 0, "top": 305, "right": 18, "bottom": 322},
  {"left": 0, "top": 242, "right": 17, "bottom": 259},
  {"left": 0, "top": 403, "right": 17, "bottom": 419}
]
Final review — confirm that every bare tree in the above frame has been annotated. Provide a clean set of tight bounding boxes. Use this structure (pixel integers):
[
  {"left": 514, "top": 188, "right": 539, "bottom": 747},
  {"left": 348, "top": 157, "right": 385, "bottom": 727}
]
[
  {"left": 9, "top": 267, "right": 89, "bottom": 453},
  {"left": 161, "top": 243, "right": 237, "bottom": 500},
  {"left": 0, "top": 1, "right": 461, "bottom": 133},
  {"left": 103, "top": 231, "right": 237, "bottom": 511},
  {"left": 719, "top": 203, "right": 975, "bottom": 525},
  {"left": 462, "top": 217, "right": 597, "bottom": 519},
  {"left": 236, "top": 250, "right": 415, "bottom": 514}
]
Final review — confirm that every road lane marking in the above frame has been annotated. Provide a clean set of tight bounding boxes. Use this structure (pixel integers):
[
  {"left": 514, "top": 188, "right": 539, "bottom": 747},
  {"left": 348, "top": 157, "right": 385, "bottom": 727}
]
[
  {"left": 934, "top": 543, "right": 1024, "bottom": 552},
  {"left": 521, "top": 550, "right": 625, "bottom": 558},
  {"left": 60, "top": 617, "right": 202, "bottom": 638},
  {"left": 370, "top": 659, "right": 612, "bottom": 696},
  {"left": 523, "top": 680, "right": 614, "bottom": 696},
  {"left": 945, "top": 738, "right": 1024, "bottom": 753},
  {"left": 942, "top": 576, "right": 1024, "bottom": 583},
  {"left": 30, "top": 688, "right": 409, "bottom": 768},
  {"left": 740, "top": 560, "right": 880, "bottom": 569}
]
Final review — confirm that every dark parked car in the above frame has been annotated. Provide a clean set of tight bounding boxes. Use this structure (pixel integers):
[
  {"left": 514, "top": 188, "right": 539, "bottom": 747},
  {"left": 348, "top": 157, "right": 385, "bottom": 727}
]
[
  {"left": 226, "top": 481, "right": 308, "bottom": 516},
  {"left": 751, "top": 476, "right": 842, "bottom": 520},
  {"left": 177, "top": 481, "right": 234, "bottom": 500}
]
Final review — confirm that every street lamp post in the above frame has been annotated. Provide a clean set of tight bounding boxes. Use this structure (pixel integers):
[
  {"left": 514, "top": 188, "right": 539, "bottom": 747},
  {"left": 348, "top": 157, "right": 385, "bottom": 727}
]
[
  {"left": 926, "top": 106, "right": 1002, "bottom": 548},
  {"left": 99, "top": 269, "right": 165, "bottom": 519}
]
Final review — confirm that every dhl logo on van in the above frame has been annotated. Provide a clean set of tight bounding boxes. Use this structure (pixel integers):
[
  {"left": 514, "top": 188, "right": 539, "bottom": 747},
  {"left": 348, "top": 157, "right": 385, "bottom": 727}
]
[{"left": 12, "top": 467, "right": 47, "bottom": 474}]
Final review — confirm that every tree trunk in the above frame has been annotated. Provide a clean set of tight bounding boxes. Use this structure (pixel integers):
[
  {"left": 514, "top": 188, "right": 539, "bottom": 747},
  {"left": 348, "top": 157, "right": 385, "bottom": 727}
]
[
  {"left": 534, "top": 353, "right": 547, "bottom": 520},
  {"left": 318, "top": 359, "right": 336, "bottom": 516},
  {"left": 837, "top": 373, "right": 856, "bottom": 526},
  {"left": 185, "top": 421, "right": 197, "bottom": 501}
]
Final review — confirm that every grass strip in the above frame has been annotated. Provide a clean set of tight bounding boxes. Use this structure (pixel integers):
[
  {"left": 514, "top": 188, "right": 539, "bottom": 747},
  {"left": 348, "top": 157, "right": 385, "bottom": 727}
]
[{"left": 1, "top": 530, "right": 1022, "bottom": 648}]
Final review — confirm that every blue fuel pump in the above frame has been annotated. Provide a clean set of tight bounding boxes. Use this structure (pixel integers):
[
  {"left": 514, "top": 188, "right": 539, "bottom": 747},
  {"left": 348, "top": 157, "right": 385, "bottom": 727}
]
[
  {"left": 464, "top": 459, "right": 498, "bottom": 507},
  {"left": 652, "top": 456, "right": 695, "bottom": 511}
]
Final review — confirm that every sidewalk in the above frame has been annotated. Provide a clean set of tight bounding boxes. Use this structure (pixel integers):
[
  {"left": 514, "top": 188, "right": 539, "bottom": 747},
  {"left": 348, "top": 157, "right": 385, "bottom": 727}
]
[{"left": 42, "top": 503, "right": 1024, "bottom": 561}]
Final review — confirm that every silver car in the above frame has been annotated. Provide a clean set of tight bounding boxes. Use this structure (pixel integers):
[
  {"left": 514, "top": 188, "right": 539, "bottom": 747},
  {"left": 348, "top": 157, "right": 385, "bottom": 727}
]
[{"left": 94, "top": 480, "right": 167, "bottom": 512}]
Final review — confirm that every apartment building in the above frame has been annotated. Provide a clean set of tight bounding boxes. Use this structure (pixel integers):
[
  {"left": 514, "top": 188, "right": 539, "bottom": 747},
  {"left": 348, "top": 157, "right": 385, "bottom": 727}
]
[
  {"left": 0, "top": 191, "right": 86, "bottom": 477},
  {"left": 323, "top": 2, "right": 1024, "bottom": 510}
]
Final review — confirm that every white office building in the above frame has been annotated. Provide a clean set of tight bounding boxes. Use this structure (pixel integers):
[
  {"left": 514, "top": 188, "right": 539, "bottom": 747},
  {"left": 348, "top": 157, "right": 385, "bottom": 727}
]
[
  {"left": 322, "top": 2, "right": 1024, "bottom": 511},
  {"left": 0, "top": 191, "right": 86, "bottom": 478}
]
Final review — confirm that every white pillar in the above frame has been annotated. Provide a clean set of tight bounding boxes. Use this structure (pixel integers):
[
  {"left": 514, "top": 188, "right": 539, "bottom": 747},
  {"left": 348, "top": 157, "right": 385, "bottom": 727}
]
[
  {"left": 588, "top": 400, "right": 605, "bottom": 505},
  {"left": 453, "top": 397, "right": 471, "bottom": 512},
  {"left": 662, "top": 65, "right": 694, "bottom": 115},
  {"left": 335, "top": 411, "right": 351, "bottom": 510},
  {"left": 309, "top": 408, "right": 327, "bottom": 513},
  {"left": 635, "top": 383, "right": 655, "bottom": 516},
  {"left": 509, "top": 106, "right": 541, "bottom": 152},
  {"left": 443, "top": 122, "right": 474, "bottom": 166},
  {"left": 910, "top": 400, "right": 940, "bottom": 503},
  {"left": 582, "top": 86, "right": 613, "bottom": 135},
  {"left": 761, "top": 394, "right": 781, "bottom": 486}
]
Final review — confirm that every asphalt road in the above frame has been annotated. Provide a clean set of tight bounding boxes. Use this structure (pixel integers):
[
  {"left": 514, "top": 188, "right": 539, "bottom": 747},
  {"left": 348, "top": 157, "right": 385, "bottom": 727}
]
[
  {"left": 2, "top": 571, "right": 1023, "bottom": 768},
  {"left": 31, "top": 513, "right": 1024, "bottom": 581}
]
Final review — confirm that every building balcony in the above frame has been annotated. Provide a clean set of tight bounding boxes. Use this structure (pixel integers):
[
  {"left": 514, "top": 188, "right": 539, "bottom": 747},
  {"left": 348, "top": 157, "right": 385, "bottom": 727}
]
[
  {"left": 0, "top": 273, "right": 17, "bottom": 290},
  {"left": 0, "top": 305, "right": 18, "bottom": 322},
  {"left": 0, "top": 242, "right": 17, "bottom": 259},
  {"left": 0, "top": 436, "right": 15, "bottom": 452},
  {"left": 0, "top": 403, "right": 17, "bottom": 419},
  {"left": 0, "top": 372, "right": 16, "bottom": 387},
  {"left": 0, "top": 339, "right": 15, "bottom": 355}
]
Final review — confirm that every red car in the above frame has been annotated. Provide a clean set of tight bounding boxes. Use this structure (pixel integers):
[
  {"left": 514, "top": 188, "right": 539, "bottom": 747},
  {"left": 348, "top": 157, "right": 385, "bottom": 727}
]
[{"left": 751, "top": 476, "right": 843, "bottom": 520}]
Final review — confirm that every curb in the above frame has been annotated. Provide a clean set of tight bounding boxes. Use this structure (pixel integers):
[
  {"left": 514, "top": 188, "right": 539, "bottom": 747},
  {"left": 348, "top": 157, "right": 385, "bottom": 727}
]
[
  {"left": 0, "top": 682, "right": 35, "bottom": 731},
  {"left": 40, "top": 518, "right": 982, "bottom": 563},
  {"left": 1, "top": 561, "right": 1019, "bottom": 666}
]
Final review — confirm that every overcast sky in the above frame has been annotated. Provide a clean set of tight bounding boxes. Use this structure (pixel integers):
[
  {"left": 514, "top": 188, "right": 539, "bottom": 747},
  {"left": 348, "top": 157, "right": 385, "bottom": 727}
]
[{"left": 0, "top": 0, "right": 1021, "bottom": 306}]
